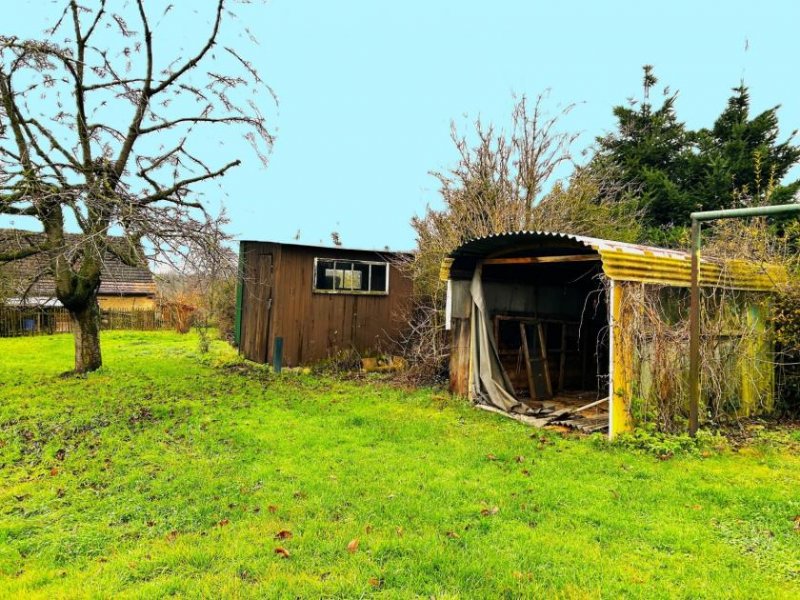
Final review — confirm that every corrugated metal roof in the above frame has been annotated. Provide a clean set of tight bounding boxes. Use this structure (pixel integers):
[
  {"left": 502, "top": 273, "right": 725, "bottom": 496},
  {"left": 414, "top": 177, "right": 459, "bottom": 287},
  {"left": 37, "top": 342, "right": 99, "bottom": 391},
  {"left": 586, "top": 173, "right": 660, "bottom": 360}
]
[
  {"left": 444, "top": 231, "right": 786, "bottom": 292},
  {"left": 239, "top": 239, "right": 413, "bottom": 255}
]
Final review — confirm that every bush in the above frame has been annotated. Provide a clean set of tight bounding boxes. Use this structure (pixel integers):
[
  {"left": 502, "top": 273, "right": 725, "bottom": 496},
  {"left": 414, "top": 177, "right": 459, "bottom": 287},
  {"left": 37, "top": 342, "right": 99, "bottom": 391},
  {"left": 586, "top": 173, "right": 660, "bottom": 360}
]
[{"left": 609, "top": 425, "right": 727, "bottom": 458}]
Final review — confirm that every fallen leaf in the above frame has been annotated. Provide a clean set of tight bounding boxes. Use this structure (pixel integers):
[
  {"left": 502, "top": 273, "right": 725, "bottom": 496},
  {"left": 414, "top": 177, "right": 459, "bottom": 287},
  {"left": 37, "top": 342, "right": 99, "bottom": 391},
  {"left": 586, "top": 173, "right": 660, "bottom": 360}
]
[
  {"left": 347, "top": 539, "right": 359, "bottom": 553},
  {"left": 268, "top": 505, "right": 278, "bottom": 513},
  {"left": 218, "top": 519, "right": 230, "bottom": 527},
  {"left": 50, "top": 467, "right": 59, "bottom": 476},
  {"left": 445, "top": 531, "right": 460, "bottom": 539},
  {"left": 486, "top": 453, "right": 498, "bottom": 461},
  {"left": 275, "top": 529, "right": 293, "bottom": 540},
  {"left": 691, "top": 505, "right": 702, "bottom": 511},
  {"left": 274, "top": 547, "right": 290, "bottom": 558},
  {"left": 368, "top": 577, "right": 383, "bottom": 588}
]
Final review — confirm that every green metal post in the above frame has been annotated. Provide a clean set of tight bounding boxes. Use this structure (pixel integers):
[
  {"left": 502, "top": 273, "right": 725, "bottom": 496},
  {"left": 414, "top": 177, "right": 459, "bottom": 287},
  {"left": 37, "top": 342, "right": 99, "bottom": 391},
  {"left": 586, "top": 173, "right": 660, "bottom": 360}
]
[
  {"left": 687, "top": 203, "right": 800, "bottom": 436},
  {"left": 273, "top": 336, "right": 283, "bottom": 374},
  {"left": 688, "top": 219, "right": 701, "bottom": 436}
]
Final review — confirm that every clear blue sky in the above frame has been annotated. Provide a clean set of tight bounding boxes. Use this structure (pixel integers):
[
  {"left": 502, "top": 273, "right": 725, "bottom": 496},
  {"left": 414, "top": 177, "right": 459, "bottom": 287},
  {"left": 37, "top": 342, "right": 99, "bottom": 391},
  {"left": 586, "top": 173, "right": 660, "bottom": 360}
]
[{"left": 3, "top": 0, "right": 800, "bottom": 250}]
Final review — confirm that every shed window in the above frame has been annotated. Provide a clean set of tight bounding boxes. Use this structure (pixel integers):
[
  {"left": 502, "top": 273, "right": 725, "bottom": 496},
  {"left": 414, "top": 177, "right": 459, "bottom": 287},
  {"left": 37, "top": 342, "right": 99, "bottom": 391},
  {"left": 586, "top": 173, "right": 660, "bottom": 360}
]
[{"left": 313, "top": 258, "right": 389, "bottom": 294}]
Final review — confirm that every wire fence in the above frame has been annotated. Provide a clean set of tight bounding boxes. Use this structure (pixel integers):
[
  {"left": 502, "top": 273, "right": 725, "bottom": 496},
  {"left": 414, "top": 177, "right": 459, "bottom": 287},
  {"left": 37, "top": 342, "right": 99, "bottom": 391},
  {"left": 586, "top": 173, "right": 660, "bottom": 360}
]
[{"left": 0, "top": 306, "right": 168, "bottom": 338}]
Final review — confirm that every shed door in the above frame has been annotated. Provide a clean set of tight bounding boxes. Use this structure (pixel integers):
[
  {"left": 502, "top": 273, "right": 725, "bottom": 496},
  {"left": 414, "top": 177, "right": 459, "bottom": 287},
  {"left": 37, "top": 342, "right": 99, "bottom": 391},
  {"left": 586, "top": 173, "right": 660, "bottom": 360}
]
[{"left": 241, "top": 251, "right": 273, "bottom": 363}]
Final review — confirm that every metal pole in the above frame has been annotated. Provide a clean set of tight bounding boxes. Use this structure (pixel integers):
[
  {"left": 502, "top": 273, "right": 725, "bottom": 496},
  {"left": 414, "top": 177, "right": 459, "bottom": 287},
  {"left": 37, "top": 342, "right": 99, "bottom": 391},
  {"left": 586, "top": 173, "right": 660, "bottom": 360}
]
[
  {"left": 688, "top": 219, "right": 701, "bottom": 436},
  {"left": 687, "top": 202, "right": 800, "bottom": 436}
]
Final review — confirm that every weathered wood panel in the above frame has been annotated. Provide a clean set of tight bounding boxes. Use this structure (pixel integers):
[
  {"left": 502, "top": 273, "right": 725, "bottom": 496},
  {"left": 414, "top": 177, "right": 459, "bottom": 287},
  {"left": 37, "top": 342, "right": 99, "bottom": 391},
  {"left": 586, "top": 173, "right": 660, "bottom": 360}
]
[
  {"left": 240, "top": 242, "right": 276, "bottom": 363},
  {"left": 242, "top": 242, "right": 412, "bottom": 366},
  {"left": 449, "top": 317, "right": 471, "bottom": 396}
]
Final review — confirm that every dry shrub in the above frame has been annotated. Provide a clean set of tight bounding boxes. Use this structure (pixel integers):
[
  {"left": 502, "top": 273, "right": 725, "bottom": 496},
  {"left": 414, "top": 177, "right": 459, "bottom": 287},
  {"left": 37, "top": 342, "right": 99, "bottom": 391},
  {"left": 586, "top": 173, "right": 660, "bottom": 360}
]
[
  {"left": 706, "top": 217, "right": 800, "bottom": 417},
  {"left": 312, "top": 349, "right": 364, "bottom": 376},
  {"left": 404, "top": 94, "right": 643, "bottom": 385},
  {"left": 619, "top": 282, "right": 770, "bottom": 431},
  {"left": 771, "top": 276, "right": 800, "bottom": 416},
  {"left": 156, "top": 240, "right": 238, "bottom": 338},
  {"left": 389, "top": 281, "right": 449, "bottom": 385},
  {"left": 617, "top": 215, "right": 800, "bottom": 430}
]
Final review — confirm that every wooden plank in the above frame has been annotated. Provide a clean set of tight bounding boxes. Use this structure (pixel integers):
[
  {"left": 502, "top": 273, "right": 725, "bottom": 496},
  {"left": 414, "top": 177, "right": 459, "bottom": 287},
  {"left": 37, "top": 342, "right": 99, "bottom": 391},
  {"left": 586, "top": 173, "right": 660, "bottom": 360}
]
[
  {"left": 537, "top": 323, "right": 553, "bottom": 396},
  {"left": 519, "top": 322, "right": 537, "bottom": 400},
  {"left": 449, "top": 318, "right": 471, "bottom": 396},
  {"left": 572, "top": 397, "right": 609, "bottom": 414},
  {"left": 483, "top": 255, "right": 601, "bottom": 265},
  {"left": 558, "top": 323, "right": 567, "bottom": 391}
]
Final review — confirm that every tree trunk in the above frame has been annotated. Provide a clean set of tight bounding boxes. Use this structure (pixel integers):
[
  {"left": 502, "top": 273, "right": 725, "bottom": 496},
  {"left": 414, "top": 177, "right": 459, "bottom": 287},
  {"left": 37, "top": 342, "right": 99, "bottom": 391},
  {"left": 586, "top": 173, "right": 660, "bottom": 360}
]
[{"left": 70, "top": 298, "right": 103, "bottom": 373}]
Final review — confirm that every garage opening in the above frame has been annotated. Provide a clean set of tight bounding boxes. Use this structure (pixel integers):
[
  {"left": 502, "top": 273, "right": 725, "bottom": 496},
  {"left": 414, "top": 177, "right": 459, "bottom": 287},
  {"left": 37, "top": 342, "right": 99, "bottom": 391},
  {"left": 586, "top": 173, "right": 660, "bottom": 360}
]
[{"left": 479, "top": 256, "right": 610, "bottom": 429}]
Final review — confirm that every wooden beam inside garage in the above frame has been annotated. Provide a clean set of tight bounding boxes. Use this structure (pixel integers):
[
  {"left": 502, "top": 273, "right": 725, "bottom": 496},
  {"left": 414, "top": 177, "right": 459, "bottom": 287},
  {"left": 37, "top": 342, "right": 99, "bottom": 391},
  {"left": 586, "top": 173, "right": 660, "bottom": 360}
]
[{"left": 483, "top": 254, "right": 601, "bottom": 265}]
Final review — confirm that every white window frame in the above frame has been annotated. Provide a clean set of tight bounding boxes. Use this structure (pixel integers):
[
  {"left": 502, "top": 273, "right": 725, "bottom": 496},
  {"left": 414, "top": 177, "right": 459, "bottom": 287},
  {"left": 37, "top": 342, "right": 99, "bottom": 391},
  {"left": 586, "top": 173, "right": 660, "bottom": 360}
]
[{"left": 312, "top": 257, "right": 391, "bottom": 295}]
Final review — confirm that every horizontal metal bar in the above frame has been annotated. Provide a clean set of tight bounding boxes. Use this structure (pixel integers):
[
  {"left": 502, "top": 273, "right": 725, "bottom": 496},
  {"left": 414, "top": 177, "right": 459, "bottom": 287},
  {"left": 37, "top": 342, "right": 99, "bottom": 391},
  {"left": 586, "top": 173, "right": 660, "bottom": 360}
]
[{"left": 691, "top": 203, "right": 800, "bottom": 221}]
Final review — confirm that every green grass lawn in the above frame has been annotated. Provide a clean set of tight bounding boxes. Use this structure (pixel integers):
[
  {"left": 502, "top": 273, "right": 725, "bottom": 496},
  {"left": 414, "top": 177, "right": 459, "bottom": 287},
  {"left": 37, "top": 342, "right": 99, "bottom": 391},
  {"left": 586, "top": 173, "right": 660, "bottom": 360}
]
[{"left": 1, "top": 331, "right": 799, "bottom": 598}]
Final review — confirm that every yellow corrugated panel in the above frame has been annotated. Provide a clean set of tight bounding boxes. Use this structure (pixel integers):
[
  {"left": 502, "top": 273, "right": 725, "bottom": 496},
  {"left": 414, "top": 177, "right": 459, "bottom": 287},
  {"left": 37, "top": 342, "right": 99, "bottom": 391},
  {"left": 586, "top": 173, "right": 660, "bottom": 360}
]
[
  {"left": 597, "top": 249, "right": 786, "bottom": 292},
  {"left": 439, "top": 258, "right": 453, "bottom": 282},
  {"left": 446, "top": 231, "right": 787, "bottom": 292}
]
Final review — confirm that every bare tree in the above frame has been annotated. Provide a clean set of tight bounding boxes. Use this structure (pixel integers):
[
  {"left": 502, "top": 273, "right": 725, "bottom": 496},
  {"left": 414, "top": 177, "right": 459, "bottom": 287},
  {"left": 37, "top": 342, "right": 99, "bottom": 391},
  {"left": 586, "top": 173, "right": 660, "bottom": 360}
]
[
  {"left": 0, "top": 1, "right": 273, "bottom": 372},
  {"left": 405, "top": 93, "right": 643, "bottom": 382},
  {"left": 399, "top": 93, "right": 579, "bottom": 380}
]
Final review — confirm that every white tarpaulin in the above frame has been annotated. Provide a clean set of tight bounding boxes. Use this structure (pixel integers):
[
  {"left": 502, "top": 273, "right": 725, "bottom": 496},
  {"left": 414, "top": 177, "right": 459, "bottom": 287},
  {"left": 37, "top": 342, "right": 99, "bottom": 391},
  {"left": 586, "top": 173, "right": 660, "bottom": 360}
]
[{"left": 469, "top": 264, "right": 529, "bottom": 412}]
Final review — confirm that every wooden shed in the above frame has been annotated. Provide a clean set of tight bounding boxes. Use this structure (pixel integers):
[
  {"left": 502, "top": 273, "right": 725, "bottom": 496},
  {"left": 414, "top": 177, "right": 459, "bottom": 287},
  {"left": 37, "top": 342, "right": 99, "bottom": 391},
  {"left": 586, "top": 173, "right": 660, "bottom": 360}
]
[
  {"left": 443, "top": 231, "right": 786, "bottom": 437},
  {"left": 235, "top": 241, "right": 412, "bottom": 366}
]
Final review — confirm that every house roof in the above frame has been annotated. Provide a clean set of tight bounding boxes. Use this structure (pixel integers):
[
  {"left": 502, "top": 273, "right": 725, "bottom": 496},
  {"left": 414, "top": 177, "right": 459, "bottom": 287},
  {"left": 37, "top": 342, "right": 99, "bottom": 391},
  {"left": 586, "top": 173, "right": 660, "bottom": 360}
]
[
  {"left": 443, "top": 231, "right": 786, "bottom": 292},
  {"left": 0, "top": 229, "right": 156, "bottom": 300}
]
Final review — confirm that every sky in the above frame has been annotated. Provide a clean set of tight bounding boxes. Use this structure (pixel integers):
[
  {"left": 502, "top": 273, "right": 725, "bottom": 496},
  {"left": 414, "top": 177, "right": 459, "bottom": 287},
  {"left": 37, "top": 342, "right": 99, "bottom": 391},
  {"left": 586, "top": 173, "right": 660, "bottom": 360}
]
[{"left": 3, "top": 0, "right": 800, "bottom": 251}]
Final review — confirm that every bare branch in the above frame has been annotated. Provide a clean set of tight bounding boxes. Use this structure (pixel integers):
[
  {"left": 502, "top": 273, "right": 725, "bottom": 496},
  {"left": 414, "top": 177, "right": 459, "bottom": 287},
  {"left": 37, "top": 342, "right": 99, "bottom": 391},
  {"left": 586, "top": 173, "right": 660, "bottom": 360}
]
[
  {"left": 141, "top": 159, "right": 240, "bottom": 204},
  {"left": 139, "top": 115, "right": 256, "bottom": 135},
  {"left": 0, "top": 245, "right": 45, "bottom": 263},
  {"left": 150, "top": 0, "right": 224, "bottom": 96}
]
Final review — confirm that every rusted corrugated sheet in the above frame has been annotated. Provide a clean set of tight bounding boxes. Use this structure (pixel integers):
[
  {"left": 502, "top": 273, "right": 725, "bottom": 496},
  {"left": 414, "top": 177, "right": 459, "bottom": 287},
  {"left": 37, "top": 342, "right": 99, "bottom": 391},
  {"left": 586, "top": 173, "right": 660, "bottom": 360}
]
[{"left": 444, "top": 231, "right": 786, "bottom": 292}]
